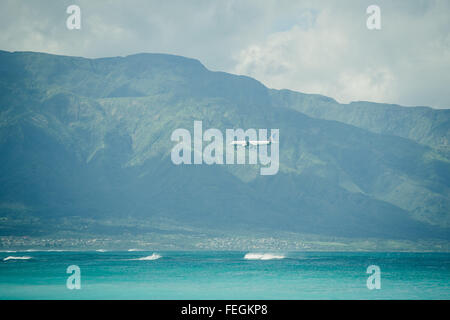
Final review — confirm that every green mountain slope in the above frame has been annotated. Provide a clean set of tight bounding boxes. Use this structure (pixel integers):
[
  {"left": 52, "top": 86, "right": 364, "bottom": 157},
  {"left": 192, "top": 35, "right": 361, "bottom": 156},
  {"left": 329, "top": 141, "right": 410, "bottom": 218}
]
[
  {"left": 270, "top": 89, "right": 450, "bottom": 152},
  {"left": 0, "top": 50, "right": 448, "bottom": 241}
]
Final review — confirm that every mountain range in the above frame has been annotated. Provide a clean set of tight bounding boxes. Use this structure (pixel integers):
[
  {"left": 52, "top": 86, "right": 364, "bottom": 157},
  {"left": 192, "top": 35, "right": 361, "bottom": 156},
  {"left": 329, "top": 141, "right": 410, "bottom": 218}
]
[{"left": 0, "top": 50, "right": 449, "bottom": 245}]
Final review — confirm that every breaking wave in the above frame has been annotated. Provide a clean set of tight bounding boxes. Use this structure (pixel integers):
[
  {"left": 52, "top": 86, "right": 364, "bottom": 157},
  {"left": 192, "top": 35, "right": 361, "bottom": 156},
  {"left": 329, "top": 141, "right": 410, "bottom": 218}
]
[
  {"left": 3, "top": 256, "right": 32, "bottom": 261},
  {"left": 244, "top": 253, "right": 285, "bottom": 260},
  {"left": 130, "top": 253, "right": 162, "bottom": 261}
]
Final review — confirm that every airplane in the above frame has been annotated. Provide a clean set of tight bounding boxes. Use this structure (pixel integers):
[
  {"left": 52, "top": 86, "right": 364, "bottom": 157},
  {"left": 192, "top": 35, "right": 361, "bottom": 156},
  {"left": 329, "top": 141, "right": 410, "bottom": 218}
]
[{"left": 230, "top": 134, "right": 277, "bottom": 149}]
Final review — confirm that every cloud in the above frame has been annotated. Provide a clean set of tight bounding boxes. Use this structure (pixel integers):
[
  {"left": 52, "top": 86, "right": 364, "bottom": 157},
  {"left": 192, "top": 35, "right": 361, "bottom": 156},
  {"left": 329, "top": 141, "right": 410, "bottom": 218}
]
[
  {"left": 0, "top": 0, "right": 449, "bottom": 108},
  {"left": 233, "top": 1, "right": 450, "bottom": 108}
]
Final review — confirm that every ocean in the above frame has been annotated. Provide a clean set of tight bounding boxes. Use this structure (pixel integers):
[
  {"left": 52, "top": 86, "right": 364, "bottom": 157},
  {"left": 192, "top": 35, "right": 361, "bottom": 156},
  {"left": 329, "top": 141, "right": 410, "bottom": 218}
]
[{"left": 0, "top": 251, "right": 449, "bottom": 299}]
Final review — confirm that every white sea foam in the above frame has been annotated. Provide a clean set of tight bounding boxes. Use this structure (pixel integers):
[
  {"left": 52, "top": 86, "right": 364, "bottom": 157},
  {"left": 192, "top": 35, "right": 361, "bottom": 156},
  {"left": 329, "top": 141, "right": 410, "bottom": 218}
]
[
  {"left": 96, "top": 249, "right": 107, "bottom": 252},
  {"left": 0, "top": 250, "right": 16, "bottom": 253},
  {"left": 130, "top": 253, "right": 162, "bottom": 261},
  {"left": 3, "top": 256, "right": 32, "bottom": 261},
  {"left": 244, "top": 253, "right": 285, "bottom": 260},
  {"left": 127, "top": 249, "right": 142, "bottom": 252}
]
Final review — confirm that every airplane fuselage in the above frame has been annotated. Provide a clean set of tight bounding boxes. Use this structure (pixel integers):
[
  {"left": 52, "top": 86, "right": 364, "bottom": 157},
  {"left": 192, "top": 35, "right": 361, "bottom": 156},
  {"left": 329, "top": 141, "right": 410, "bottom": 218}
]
[{"left": 230, "top": 140, "right": 272, "bottom": 147}]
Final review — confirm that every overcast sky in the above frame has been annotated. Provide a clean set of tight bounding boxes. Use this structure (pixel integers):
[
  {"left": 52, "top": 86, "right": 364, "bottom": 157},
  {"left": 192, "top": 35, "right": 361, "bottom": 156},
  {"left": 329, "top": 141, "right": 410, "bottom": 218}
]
[{"left": 1, "top": 0, "right": 449, "bottom": 108}]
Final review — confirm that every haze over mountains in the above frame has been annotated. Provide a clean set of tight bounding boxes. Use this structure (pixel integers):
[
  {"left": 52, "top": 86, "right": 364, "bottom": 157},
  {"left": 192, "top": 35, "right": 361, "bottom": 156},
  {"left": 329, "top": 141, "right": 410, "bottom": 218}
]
[{"left": 0, "top": 50, "right": 449, "bottom": 243}]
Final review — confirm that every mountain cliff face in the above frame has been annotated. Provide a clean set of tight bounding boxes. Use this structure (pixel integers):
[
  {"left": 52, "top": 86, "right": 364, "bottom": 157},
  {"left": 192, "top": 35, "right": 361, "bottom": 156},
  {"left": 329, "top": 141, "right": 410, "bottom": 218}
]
[{"left": 0, "top": 50, "right": 449, "bottom": 240}]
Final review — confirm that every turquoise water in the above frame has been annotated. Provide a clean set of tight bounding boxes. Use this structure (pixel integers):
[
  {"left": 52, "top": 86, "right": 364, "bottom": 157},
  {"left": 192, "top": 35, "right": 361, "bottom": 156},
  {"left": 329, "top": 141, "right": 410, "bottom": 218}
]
[{"left": 0, "top": 251, "right": 449, "bottom": 299}]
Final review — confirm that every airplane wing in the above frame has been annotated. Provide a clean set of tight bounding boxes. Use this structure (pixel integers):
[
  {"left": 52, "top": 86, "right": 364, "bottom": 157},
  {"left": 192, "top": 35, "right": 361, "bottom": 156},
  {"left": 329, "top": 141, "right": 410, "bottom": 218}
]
[{"left": 249, "top": 140, "right": 270, "bottom": 145}]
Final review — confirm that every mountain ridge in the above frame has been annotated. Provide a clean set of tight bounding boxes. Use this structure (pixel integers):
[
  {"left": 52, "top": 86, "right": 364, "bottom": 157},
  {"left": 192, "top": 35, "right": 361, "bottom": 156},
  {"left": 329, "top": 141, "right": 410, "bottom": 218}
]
[{"left": 0, "top": 50, "right": 448, "bottom": 244}]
